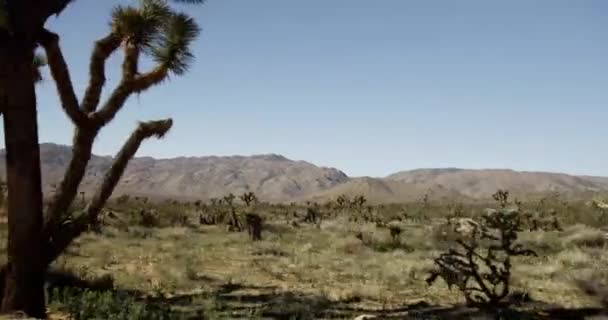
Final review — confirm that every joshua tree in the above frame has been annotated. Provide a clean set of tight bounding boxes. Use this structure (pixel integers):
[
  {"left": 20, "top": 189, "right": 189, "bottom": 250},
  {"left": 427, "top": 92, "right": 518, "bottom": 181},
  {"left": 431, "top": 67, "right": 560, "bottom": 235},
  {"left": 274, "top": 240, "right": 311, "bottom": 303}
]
[
  {"left": 240, "top": 192, "right": 258, "bottom": 207},
  {"left": 303, "top": 206, "right": 321, "bottom": 225},
  {"left": 351, "top": 195, "right": 367, "bottom": 209},
  {"left": 422, "top": 193, "right": 429, "bottom": 207},
  {"left": 336, "top": 194, "right": 349, "bottom": 210},
  {"left": 223, "top": 193, "right": 236, "bottom": 207},
  {"left": 492, "top": 190, "right": 509, "bottom": 208},
  {"left": 427, "top": 198, "right": 537, "bottom": 306},
  {"left": 389, "top": 224, "right": 402, "bottom": 243},
  {"left": 0, "top": 0, "right": 201, "bottom": 315},
  {"left": 245, "top": 213, "right": 263, "bottom": 241},
  {"left": 223, "top": 193, "right": 242, "bottom": 231}
]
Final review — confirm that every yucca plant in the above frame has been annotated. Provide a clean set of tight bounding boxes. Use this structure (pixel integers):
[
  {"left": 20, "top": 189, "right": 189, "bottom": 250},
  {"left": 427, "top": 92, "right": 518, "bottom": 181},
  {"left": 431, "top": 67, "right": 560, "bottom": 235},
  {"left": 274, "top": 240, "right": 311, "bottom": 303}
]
[{"left": 0, "top": 0, "right": 203, "bottom": 316}]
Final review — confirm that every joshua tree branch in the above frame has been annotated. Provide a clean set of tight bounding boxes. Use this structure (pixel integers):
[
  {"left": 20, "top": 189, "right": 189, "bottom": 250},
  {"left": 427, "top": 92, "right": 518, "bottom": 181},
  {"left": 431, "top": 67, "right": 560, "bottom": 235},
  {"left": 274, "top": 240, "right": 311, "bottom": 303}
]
[
  {"left": 38, "top": 29, "right": 90, "bottom": 126},
  {"left": 86, "top": 119, "right": 173, "bottom": 215},
  {"left": 81, "top": 33, "right": 121, "bottom": 113},
  {"left": 92, "top": 64, "right": 169, "bottom": 126},
  {"left": 90, "top": 83, "right": 131, "bottom": 127},
  {"left": 44, "top": 119, "right": 173, "bottom": 265},
  {"left": 131, "top": 65, "right": 169, "bottom": 93},
  {"left": 44, "top": 127, "right": 97, "bottom": 237},
  {"left": 122, "top": 42, "right": 139, "bottom": 81}
]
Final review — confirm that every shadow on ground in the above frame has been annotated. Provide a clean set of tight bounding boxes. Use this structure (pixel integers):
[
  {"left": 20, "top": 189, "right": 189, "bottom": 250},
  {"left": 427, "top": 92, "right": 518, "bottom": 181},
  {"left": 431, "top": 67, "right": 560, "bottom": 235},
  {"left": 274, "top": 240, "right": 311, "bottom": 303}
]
[{"left": 46, "top": 269, "right": 607, "bottom": 320}]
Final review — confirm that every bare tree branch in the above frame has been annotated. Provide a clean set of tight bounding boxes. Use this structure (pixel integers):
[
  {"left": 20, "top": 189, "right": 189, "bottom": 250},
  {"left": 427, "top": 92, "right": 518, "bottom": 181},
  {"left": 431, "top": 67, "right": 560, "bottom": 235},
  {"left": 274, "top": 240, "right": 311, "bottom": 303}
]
[
  {"left": 44, "top": 119, "right": 173, "bottom": 264},
  {"left": 80, "top": 33, "right": 121, "bottom": 113},
  {"left": 86, "top": 119, "right": 172, "bottom": 215},
  {"left": 43, "top": 128, "right": 97, "bottom": 236},
  {"left": 38, "top": 29, "right": 90, "bottom": 126},
  {"left": 132, "top": 65, "right": 168, "bottom": 93},
  {"left": 122, "top": 42, "right": 139, "bottom": 81},
  {"left": 91, "top": 65, "right": 168, "bottom": 126}
]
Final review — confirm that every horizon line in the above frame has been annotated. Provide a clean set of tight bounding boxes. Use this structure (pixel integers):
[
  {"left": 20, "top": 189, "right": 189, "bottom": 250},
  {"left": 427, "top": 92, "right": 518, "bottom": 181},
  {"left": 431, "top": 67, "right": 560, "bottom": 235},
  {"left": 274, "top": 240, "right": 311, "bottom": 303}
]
[{"left": 30, "top": 141, "right": 608, "bottom": 180}]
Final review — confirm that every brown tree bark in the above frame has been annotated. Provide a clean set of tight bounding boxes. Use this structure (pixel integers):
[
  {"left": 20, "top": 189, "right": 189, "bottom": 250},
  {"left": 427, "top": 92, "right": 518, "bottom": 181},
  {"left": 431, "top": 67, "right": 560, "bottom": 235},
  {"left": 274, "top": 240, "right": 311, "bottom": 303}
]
[
  {"left": 0, "top": 1, "right": 68, "bottom": 315},
  {"left": 0, "top": 1, "right": 167, "bottom": 316},
  {"left": 0, "top": 43, "right": 46, "bottom": 318},
  {"left": 44, "top": 128, "right": 96, "bottom": 232},
  {"left": 44, "top": 119, "right": 173, "bottom": 265}
]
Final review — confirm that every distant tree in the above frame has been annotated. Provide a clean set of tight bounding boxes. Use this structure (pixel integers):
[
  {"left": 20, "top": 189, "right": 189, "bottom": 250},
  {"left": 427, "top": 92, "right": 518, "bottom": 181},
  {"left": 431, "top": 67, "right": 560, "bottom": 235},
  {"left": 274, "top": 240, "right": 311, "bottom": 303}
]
[
  {"left": 352, "top": 195, "right": 367, "bottom": 209},
  {"left": 224, "top": 193, "right": 241, "bottom": 231},
  {"left": 492, "top": 190, "right": 509, "bottom": 208},
  {"left": 240, "top": 192, "right": 258, "bottom": 207},
  {"left": 336, "top": 194, "right": 349, "bottom": 210},
  {"left": 223, "top": 193, "right": 236, "bottom": 207}
]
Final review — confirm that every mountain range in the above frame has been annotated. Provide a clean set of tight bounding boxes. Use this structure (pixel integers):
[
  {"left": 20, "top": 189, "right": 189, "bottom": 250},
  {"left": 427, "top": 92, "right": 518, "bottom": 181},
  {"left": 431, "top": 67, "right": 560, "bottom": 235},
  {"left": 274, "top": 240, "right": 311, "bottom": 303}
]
[{"left": 0, "top": 143, "right": 607, "bottom": 203}]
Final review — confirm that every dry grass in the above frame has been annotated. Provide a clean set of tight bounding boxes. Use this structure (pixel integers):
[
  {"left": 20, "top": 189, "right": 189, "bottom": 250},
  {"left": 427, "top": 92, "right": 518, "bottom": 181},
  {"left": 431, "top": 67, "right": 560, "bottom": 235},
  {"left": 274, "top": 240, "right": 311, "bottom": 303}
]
[
  {"left": 0, "top": 199, "right": 606, "bottom": 319},
  {"left": 41, "top": 204, "right": 607, "bottom": 319}
]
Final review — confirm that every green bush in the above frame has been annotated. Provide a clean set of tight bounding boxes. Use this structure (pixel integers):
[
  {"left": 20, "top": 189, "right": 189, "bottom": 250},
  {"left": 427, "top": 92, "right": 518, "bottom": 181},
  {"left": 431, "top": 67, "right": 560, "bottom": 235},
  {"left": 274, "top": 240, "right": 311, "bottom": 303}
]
[{"left": 48, "top": 287, "right": 186, "bottom": 320}]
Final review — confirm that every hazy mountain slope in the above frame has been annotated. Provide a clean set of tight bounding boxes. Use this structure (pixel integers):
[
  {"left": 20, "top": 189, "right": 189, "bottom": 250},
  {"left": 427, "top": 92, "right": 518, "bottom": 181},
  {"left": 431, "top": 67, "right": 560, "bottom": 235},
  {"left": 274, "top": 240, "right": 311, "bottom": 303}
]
[
  {"left": 0, "top": 143, "right": 349, "bottom": 202},
  {"left": 303, "top": 176, "right": 469, "bottom": 203},
  {"left": 385, "top": 168, "right": 608, "bottom": 199},
  {"left": 0, "top": 144, "right": 607, "bottom": 203}
]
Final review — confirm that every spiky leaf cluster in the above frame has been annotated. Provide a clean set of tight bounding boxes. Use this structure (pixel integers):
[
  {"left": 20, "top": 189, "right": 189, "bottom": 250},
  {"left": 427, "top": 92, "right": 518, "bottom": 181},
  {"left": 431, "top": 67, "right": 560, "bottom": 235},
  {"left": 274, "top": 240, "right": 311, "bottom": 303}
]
[
  {"left": 151, "top": 12, "right": 200, "bottom": 75},
  {"left": 110, "top": 0, "right": 200, "bottom": 75},
  {"left": 111, "top": 0, "right": 170, "bottom": 50}
]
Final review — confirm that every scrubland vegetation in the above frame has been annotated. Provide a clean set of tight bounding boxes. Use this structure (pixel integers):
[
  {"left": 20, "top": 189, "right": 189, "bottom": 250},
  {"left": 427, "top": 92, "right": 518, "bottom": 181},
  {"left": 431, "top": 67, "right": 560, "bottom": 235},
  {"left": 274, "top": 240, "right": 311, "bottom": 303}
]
[
  {"left": 0, "top": 1, "right": 605, "bottom": 318},
  {"left": 0, "top": 190, "right": 606, "bottom": 319}
]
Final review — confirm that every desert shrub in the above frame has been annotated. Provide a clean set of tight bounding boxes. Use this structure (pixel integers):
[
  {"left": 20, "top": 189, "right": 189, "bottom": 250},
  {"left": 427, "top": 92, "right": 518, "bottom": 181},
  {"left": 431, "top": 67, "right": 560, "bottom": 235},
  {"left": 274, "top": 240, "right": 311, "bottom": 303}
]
[
  {"left": 560, "top": 224, "right": 607, "bottom": 249},
  {"left": 138, "top": 209, "right": 160, "bottom": 228},
  {"left": 359, "top": 230, "right": 413, "bottom": 253},
  {"left": 577, "top": 269, "right": 608, "bottom": 308},
  {"left": 252, "top": 246, "right": 290, "bottom": 257},
  {"left": 48, "top": 287, "right": 186, "bottom": 320},
  {"left": 516, "top": 230, "right": 563, "bottom": 254},
  {"left": 115, "top": 194, "right": 131, "bottom": 205},
  {"left": 127, "top": 226, "right": 154, "bottom": 239},
  {"left": 338, "top": 239, "right": 368, "bottom": 255},
  {"left": 262, "top": 292, "right": 330, "bottom": 320},
  {"left": 166, "top": 210, "right": 190, "bottom": 227},
  {"left": 45, "top": 268, "right": 116, "bottom": 296},
  {"left": 427, "top": 202, "right": 537, "bottom": 306}
]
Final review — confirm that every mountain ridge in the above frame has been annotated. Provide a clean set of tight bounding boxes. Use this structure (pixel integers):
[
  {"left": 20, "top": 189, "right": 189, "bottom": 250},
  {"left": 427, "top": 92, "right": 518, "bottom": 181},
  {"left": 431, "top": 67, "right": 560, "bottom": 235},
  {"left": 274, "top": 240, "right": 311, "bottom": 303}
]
[{"left": 0, "top": 143, "right": 607, "bottom": 203}]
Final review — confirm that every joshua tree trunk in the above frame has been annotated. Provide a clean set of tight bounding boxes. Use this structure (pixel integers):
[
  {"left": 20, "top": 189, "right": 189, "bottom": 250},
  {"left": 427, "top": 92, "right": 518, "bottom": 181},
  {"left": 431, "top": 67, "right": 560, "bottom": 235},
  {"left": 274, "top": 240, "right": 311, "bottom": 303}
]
[
  {"left": 44, "top": 120, "right": 173, "bottom": 265},
  {"left": 0, "top": 2, "right": 199, "bottom": 316},
  {"left": 0, "top": 44, "right": 46, "bottom": 318}
]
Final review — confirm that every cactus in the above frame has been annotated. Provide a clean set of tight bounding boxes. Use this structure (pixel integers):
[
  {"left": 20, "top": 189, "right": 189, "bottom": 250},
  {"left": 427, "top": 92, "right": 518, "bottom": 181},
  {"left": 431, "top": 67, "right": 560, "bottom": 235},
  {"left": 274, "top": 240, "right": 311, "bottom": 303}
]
[{"left": 427, "top": 191, "right": 537, "bottom": 306}]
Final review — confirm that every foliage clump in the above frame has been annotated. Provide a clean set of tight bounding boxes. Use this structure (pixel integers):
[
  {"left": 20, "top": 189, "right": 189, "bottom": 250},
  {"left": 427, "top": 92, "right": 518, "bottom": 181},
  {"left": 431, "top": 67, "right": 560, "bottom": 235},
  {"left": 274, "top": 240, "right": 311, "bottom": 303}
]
[{"left": 48, "top": 287, "right": 186, "bottom": 320}]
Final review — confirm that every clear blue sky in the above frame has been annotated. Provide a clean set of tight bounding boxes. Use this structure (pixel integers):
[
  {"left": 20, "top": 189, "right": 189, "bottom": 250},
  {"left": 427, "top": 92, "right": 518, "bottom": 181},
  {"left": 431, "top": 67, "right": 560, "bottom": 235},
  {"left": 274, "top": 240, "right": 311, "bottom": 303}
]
[{"left": 3, "top": 0, "right": 608, "bottom": 177}]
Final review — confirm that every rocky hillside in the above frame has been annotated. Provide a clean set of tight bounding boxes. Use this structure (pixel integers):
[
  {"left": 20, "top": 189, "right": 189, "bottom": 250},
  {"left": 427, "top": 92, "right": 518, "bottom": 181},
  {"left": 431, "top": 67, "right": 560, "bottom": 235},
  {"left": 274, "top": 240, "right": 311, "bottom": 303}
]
[
  {"left": 0, "top": 144, "right": 349, "bottom": 202},
  {"left": 384, "top": 168, "right": 608, "bottom": 200},
  {"left": 1, "top": 144, "right": 607, "bottom": 202}
]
